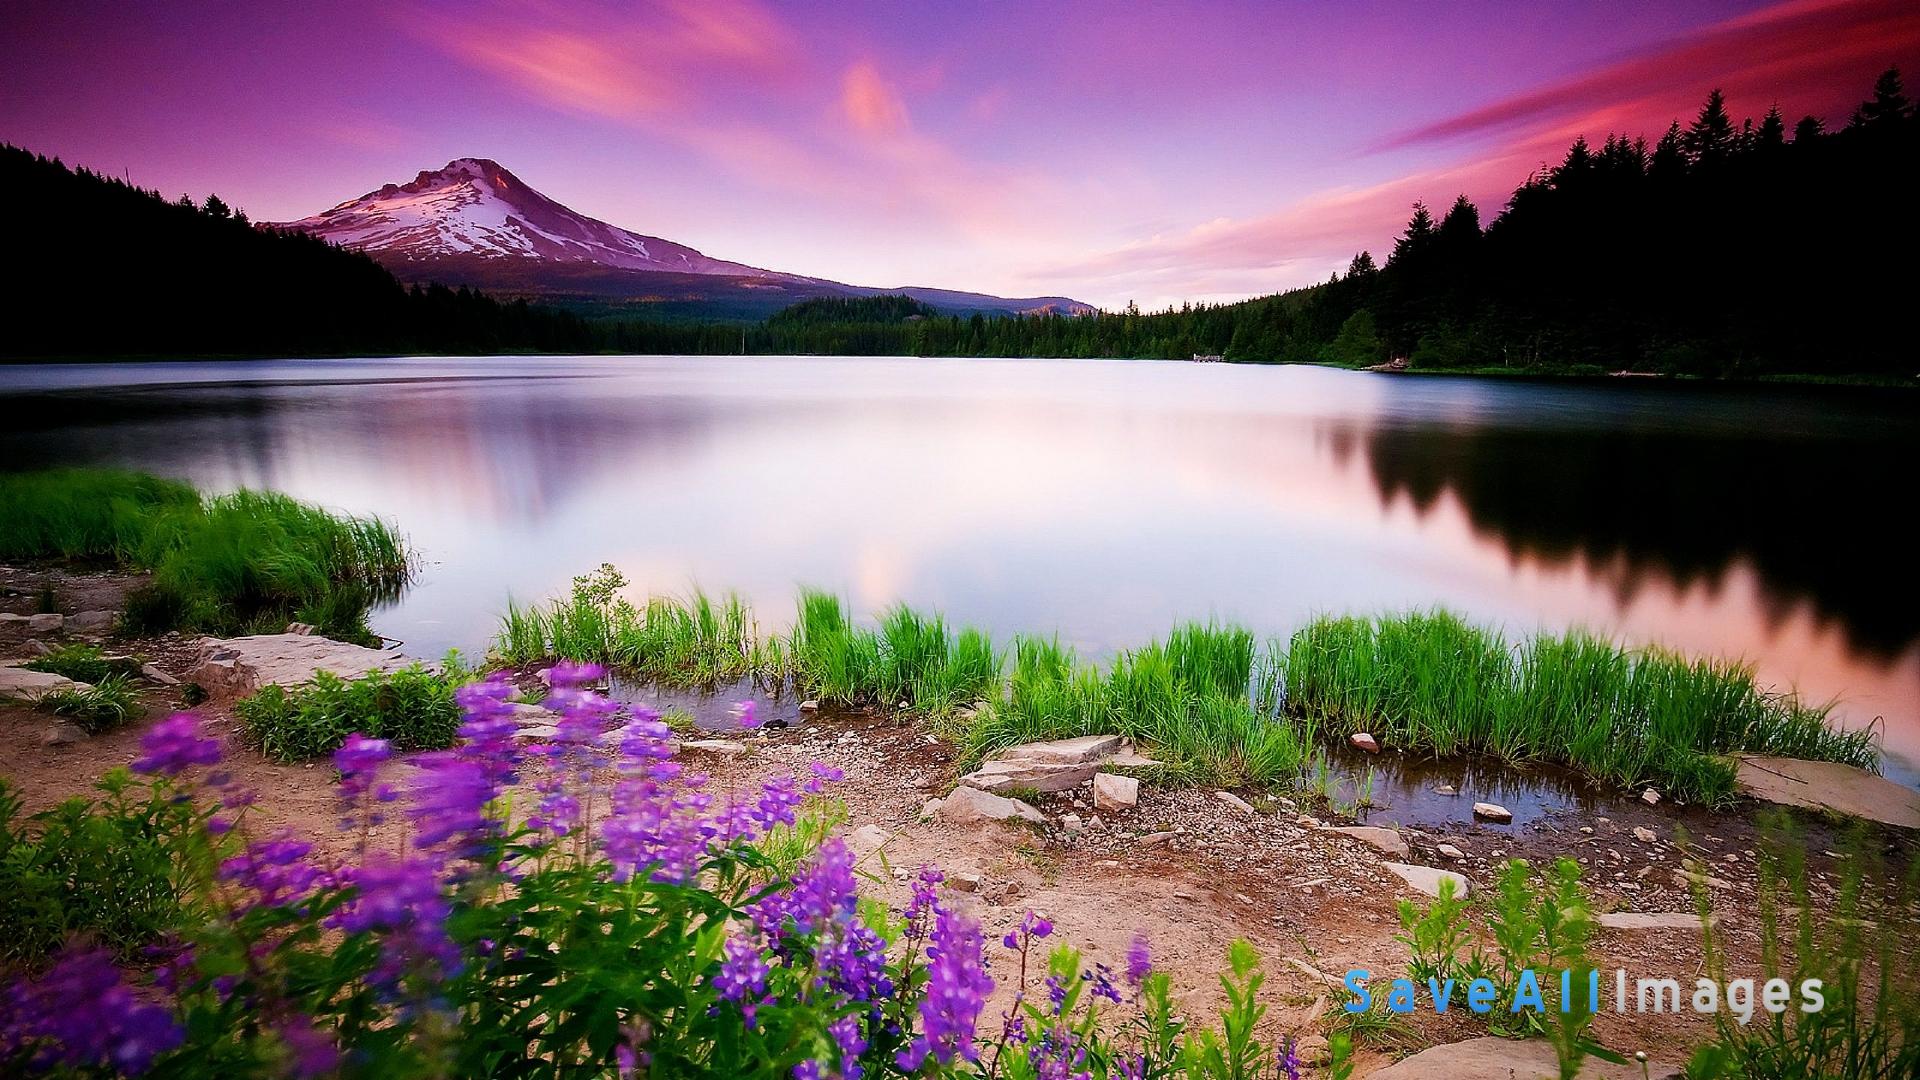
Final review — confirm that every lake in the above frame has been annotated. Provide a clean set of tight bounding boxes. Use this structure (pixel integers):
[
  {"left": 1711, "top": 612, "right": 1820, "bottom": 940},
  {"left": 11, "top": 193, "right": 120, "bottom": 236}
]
[{"left": 3, "top": 355, "right": 1915, "bottom": 786}]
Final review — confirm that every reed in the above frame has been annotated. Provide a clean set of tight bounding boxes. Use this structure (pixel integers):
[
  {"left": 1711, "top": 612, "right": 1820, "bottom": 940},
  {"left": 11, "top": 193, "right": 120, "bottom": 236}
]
[
  {"left": 1281, "top": 611, "right": 1877, "bottom": 804},
  {"left": 0, "top": 469, "right": 410, "bottom": 641}
]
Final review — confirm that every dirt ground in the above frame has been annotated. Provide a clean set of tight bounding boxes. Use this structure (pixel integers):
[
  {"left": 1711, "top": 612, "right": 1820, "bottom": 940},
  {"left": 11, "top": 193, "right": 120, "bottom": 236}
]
[{"left": 3, "top": 566, "right": 1917, "bottom": 1074}]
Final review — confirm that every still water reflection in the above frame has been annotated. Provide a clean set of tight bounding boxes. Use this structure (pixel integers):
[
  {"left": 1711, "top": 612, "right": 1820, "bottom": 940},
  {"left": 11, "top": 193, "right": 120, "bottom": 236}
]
[{"left": 2, "top": 356, "right": 1914, "bottom": 784}]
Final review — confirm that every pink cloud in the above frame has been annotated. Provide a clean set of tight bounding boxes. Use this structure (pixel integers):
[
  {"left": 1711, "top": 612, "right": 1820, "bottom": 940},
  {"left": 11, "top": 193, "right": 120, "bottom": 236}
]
[{"left": 841, "top": 60, "right": 910, "bottom": 137}]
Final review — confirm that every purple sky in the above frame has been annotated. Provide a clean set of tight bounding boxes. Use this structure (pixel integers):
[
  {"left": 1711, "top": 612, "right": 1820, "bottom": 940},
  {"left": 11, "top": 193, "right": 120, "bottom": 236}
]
[{"left": 5, "top": 0, "right": 1915, "bottom": 308}]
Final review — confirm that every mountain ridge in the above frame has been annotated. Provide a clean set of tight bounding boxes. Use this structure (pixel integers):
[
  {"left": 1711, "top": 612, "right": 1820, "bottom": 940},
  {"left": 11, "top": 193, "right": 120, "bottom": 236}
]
[{"left": 274, "top": 158, "right": 1090, "bottom": 319}]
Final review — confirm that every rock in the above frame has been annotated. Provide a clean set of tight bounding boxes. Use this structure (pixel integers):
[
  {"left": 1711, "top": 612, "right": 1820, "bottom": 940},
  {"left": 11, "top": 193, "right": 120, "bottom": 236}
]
[
  {"left": 682, "top": 739, "right": 750, "bottom": 757},
  {"left": 1597, "top": 911, "right": 1712, "bottom": 932},
  {"left": 43, "top": 721, "right": 87, "bottom": 746},
  {"left": 847, "top": 824, "right": 890, "bottom": 859},
  {"left": 936, "top": 785, "right": 1046, "bottom": 826},
  {"left": 1215, "top": 790, "right": 1255, "bottom": 814},
  {"left": 139, "top": 663, "right": 180, "bottom": 687},
  {"left": 516, "top": 724, "right": 560, "bottom": 741},
  {"left": 21, "top": 638, "right": 53, "bottom": 657},
  {"left": 1633, "top": 826, "right": 1658, "bottom": 843},
  {"left": 1434, "top": 784, "right": 1457, "bottom": 796},
  {"left": 798, "top": 699, "right": 820, "bottom": 712},
  {"left": 1092, "top": 772, "right": 1140, "bottom": 811},
  {"left": 960, "top": 757, "right": 1101, "bottom": 794},
  {"left": 66, "top": 610, "right": 116, "bottom": 633},
  {"left": 1349, "top": 732, "right": 1381, "bottom": 753},
  {"left": 1672, "top": 868, "right": 1735, "bottom": 891},
  {"left": 949, "top": 871, "right": 982, "bottom": 893},
  {"left": 1061, "top": 813, "right": 1085, "bottom": 834},
  {"left": 1369, "top": 1036, "right": 1680, "bottom": 1079},
  {"left": 0, "top": 664, "right": 90, "bottom": 702},
  {"left": 1732, "top": 754, "right": 1920, "bottom": 830},
  {"left": 185, "top": 633, "right": 411, "bottom": 705},
  {"left": 1641, "top": 787, "right": 1662, "bottom": 806},
  {"left": 1291, "top": 1034, "right": 1329, "bottom": 1067},
  {"left": 1137, "top": 831, "right": 1176, "bottom": 847},
  {"left": 1437, "top": 843, "right": 1467, "bottom": 860},
  {"left": 919, "top": 799, "right": 942, "bottom": 820},
  {"left": 1472, "top": 802, "right": 1513, "bottom": 823},
  {"left": 285, "top": 622, "right": 317, "bottom": 635},
  {"left": 1000, "top": 734, "right": 1123, "bottom": 765},
  {"left": 1328, "top": 825, "right": 1408, "bottom": 857},
  {"left": 1106, "top": 747, "right": 1162, "bottom": 768},
  {"left": 27, "top": 613, "right": 64, "bottom": 634},
  {"left": 1381, "top": 862, "right": 1471, "bottom": 899}
]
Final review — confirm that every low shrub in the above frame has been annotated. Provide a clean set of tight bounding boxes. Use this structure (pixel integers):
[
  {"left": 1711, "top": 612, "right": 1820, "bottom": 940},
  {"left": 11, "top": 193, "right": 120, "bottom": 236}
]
[
  {"left": 25, "top": 643, "right": 116, "bottom": 685},
  {"left": 234, "top": 665, "right": 462, "bottom": 762},
  {"left": 0, "top": 770, "right": 221, "bottom": 967}
]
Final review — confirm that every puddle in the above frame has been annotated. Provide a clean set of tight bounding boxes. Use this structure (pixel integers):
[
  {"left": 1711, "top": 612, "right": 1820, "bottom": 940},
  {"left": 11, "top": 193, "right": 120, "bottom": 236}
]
[{"left": 1317, "top": 746, "right": 1633, "bottom": 830}]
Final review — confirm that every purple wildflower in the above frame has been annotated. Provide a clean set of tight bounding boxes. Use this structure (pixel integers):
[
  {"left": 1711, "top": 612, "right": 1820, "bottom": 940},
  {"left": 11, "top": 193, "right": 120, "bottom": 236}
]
[
  {"left": 714, "top": 936, "right": 771, "bottom": 1025},
  {"left": 1126, "top": 931, "right": 1153, "bottom": 988},
  {"left": 130, "top": 713, "right": 221, "bottom": 777},
  {"left": 333, "top": 733, "right": 391, "bottom": 795},
  {"left": 792, "top": 1061, "right": 823, "bottom": 1080},
  {"left": 1277, "top": 1036, "right": 1302, "bottom": 1080},
  {"left": 805, "top": 760, "right": 845, "bottom": 794},
  {"left": 829, "top": 1015, "right": 869, "bottom": 1080},
  {"left": 217, "top": 834, "right": 320, "bottom": 913},
  {"left": 734, "top": 700, "right": 762, "bottom": 729},
  {"left": 1, "top": 946, "right": 182, "bottom": 1074},
  {"left": 896, "top": 905, "right": 993, "bottom": 1070},
  {"left": 545, "top": 661, "right": 605, "bottom": 688},
  {"left": 330, "top": 856, "right": 459, "bottom": 993},
  {"left": 407, "top": 754, "right": 496, "bottom": 856},
  {"left": 277, "top": 1014, "right": 339, "bottom": 1079}
]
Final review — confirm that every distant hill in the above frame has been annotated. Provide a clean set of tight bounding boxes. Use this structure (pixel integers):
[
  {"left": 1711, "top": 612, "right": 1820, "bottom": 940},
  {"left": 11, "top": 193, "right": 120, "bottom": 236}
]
[{"left": 274, "top": 158, "right": 1092, "bottom": 321}]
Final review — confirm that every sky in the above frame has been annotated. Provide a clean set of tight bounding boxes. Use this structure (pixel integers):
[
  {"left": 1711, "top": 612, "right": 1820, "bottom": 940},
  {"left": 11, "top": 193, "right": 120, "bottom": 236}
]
[{"left": 4, "top": 0, "right": 1916, "bottom": 309}]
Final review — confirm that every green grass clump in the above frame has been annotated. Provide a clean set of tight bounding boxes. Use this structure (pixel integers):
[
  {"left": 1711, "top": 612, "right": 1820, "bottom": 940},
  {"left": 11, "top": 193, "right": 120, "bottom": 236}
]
[
  {"left": 235, "top": 665, "right": 463, "bottom": 762},
  {"left": 0, "top": 468, "right": 410, "bottom": 641},
  {"left": 1282, "top": 611, "right": 1877, "bottom": 804},
  {"left": 36, "top": 675, "right": 143, "bottom": 734},
  {"left": 965, "top": 623, "right": 1302, "bottom": 788},
  {"left": 25, "top": 643, "right": 116, "bottom": 684},
  {"left": 787, "top": 589, "right": 1002, "bottom": 713}
]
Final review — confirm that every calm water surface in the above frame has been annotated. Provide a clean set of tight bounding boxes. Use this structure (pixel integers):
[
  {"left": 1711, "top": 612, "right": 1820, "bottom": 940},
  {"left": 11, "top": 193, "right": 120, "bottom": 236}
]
[{"left": 3, "top": 356, "right": 1914, "bottom": 787}]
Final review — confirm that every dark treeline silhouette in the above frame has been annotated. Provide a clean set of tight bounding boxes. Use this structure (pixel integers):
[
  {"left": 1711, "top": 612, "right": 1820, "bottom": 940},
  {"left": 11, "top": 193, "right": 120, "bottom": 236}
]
[
  {"left": 3, "top": 145, "right": 598, "bottom": 358},
  {"left": 8, "top": 70, "right": 1915, "bottom": 375}
]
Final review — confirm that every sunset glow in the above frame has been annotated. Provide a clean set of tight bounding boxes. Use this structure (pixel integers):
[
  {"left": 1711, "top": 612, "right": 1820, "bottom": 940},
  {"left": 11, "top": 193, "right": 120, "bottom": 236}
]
[{"left": 5, "top": 0, "right": 1917, "bottom": 307}]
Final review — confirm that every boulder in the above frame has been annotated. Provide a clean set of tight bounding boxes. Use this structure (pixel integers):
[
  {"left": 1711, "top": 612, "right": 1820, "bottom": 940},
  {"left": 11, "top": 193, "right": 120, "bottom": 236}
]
[
  {"left": 1092, "top": 772, "right": 1140, "bottom": 810},
  {"left": 1328, "top": 825, "right": 1408, "bottom": 857},
  {"left": 186, "top": 633, "right": 411, "bottom": 705},
  {"left": 27, "top": 613, "right": 64, "bottom": 634},
  {"left": 43, "top": 721, "right": 87, "bottom": 746},
  {"left": 1471, "top": 801, "right": 1512, "bottom": 823},
  {"left": 1382, "top": 862, "right": 1471, "bottom": 899},
  {"left": 936, "top": 785, "right": 1046, "bottom": 826},
  {"left": 999, "top": 734, "right": 1123, "bottom": 765},
  {"left": 682, "top": 739, "right": 749, "bottom": 757},
  {"left": 1733, "top": 754, "right": 1920, "bottom": 830},
  {"left": 1369, "top": 1037, "right": 1679, "bottom": 1079},
  {"left": 21, "top": 638, "right": 53, "bottom": 657},
  {"left": 0, "top": 664, "right": 90, "bottom": 702},
  {"left": 847, "top": 824, "right": 890, "bottom": 859},
  {"left": 1349, "top": 732, "right": 1380, "bottom": 753}
]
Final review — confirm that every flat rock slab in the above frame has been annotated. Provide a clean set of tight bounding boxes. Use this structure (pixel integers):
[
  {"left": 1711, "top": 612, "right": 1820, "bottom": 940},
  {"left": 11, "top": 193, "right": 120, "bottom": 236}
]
[
  {"left": 961, "top": 757, "right": 1099, "bottom": 793},
  {"left": 937, "top": 784, "right": 1046, "bottom": 826},
  {"left": 1370, "top": 1037, "right": 1679, "bottom": 1079},
  {"left": 0, "top": 664, "right": 90, "bottom": 701},
  {"left": 1598, "top": 911, "right": 1713, "bottom": 932},
  {"left": 1327, "top": 825, "right": 1408, "bottom": 857},
  {"left": 999, "top": 734, "right": 1123, "bottom": 765},
  {"left": 1382, "top": 862, "right": 1470, "bottom": 899},
  {"left": 1733, "top": 754, "right": 1920, "bottom": 830},
  {"left": 187, "top": 634, "right": 411, "bottom": 705}
]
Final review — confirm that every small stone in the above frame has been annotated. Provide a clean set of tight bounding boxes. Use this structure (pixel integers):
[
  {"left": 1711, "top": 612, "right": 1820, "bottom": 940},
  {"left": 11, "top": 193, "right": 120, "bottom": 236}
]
[
  {"left": 949, "top": 871, "right": 982, "bottom": 893},
  {"left": 1634, "top": 826, "right": 1658, "bottom": 843},
  {"left": 1598, "top": 912, "right": 1712, "bottom": 931},
  {"left": 919, "top": 799, "right": 942, "bottom": 820},
  {"left": 1382, "top": 862, "right": 1471, "bottom": 899},
  {"left": 937, "top": 785, "right": 1046, "bottom": 826},
  {"left": 1137, "top": 831, "right": 1176, "bottom": 847},
  {"left": 847, "top": 824, "right": 890, "bottom": 858},
  {"left": 682, "top": 739, "right": 750, "bottom": 757},
  {"left": 1437, "top": 843, "right": 1467, "bottom": 860},
  {"left": 67, "top": 610, "right": 116, "bottom": 633},
  {"left": 1349, "top": 732, "right": 1380, "bottom": 753},
  {"left": 21, "top": 638, "right": 53, "bottom": 657},
  {"left": 1329, "top": 825, "right": 1408, "bottom": 857},
  {"left": 1215, "top": 790, "right": 1255, "bottom": 814},
  {"left": 1642, "top": 787, "right": 1662, "bottom": 806},
  {"left": 1472, "top": 802, "right": 1513, "bottom": 823},
  {"left": 1433, "top": 784, "right": 1457, "bottom": 796},
  {"left": 1579, "top": 826, "right": 1594, "bottom": 834},
  {"left": 1061, "top": 813, "right": 1085, "bottom": 834},
  {"left": 43, "top": 721, "right": 86, "bottom": 746},
  {"left": 137, "top": 663, "right": 177, "bottom": 686},
  {"left": 285, "top": 622, "right": 317, "bottom": 636},
  {"left": 799, "top": 699, "right": 820, "bottom": 712},
  {"left": 1092, "top": 772, "right": 1140, "bottom": 810}
]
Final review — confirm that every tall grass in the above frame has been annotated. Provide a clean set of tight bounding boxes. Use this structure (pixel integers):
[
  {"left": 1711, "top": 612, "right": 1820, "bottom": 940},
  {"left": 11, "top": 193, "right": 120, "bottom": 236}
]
[
  {"left": 0, "top": 469, "right": 410, "bottom": 641},
  {"left": 788, "top": 589, "right": 1002, "bottom": 712},
  {"left": 1282, "top": 611, "right": 1878, "bottom": 804},
  {"left": 966, "top": 623, "right": 1303, "bottom": 788}
]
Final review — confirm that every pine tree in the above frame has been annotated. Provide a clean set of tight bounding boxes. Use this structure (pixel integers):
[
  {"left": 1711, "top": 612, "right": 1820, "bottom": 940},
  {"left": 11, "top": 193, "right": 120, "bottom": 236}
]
[
  {"left": 1684, "top": 89, "right": 1737, "bottom": 164},
  {"left": 1849, "top": 67, "right": 1911, "bottom": 129}
]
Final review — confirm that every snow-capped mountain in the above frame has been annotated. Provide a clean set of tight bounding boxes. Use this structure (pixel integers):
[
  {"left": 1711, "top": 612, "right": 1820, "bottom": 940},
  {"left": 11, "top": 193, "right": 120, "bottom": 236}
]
[
  {"left": 273, "top": 158, "right": 1090, "bottom": 318},
  {"left": 279, "top": 158, "right": 806, "bottom": 279}
]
